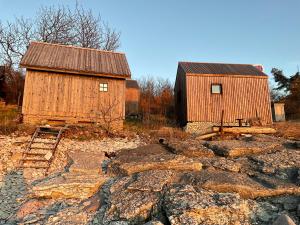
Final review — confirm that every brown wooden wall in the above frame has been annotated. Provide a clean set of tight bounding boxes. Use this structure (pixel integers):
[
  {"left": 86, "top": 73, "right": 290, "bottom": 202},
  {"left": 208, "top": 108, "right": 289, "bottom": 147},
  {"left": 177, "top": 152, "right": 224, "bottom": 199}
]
[
  {"left": 185, "top": 74, "right": 272, "bottom": 124},
  {"left": 22, "top": 70, "right": 125, "bottom": 125},
  {"left": 174, "top": 66, "right": 187, "bottom": 125},
  {"left": 125, "top": 88, "right": 140, "bottom": 115}
]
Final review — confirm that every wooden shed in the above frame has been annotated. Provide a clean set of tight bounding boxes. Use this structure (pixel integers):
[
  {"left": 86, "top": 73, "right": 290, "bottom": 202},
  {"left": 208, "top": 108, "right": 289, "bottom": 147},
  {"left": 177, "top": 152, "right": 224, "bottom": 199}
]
[
  {"left": 20, "top": 42, "right": 131, "bottom": 129},
  {"left": 125, "top": 79, "right": 140, "bottom": 117},
  {"left": 174, "top": 62, "right": 272, "bottom": 132},
  {"left": 271, "top": 102, "right": 285, "bottom": 122}
]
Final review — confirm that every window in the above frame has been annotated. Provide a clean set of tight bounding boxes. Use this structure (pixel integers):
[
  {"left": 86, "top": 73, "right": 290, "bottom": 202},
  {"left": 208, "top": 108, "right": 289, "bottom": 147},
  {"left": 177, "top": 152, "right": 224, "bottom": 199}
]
[
  {"left": 100, "top": 83, "right": 108, "bottom": 92},
  {"left": 211, "top": 84, "right": 222, "bottom": 94}
]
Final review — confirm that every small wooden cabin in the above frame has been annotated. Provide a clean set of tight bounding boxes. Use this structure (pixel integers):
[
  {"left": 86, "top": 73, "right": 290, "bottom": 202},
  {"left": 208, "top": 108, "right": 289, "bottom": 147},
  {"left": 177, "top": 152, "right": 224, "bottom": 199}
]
[
  {"left": 125, "top": 80, "right": 140, "bottom": 117},
  {"left": 174, "top": 62, "right": 272, "bottom": 132},
  {"left": 20, "top": 42, "right": 131, "bottom": 129}
]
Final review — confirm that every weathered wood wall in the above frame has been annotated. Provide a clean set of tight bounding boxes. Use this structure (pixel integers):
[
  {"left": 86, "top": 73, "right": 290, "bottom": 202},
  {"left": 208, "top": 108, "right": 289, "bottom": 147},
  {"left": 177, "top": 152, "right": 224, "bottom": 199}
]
[
  {"left": 22, "top": 70, "right": 125, "bottom": 126},
  {"left": 185, "top": 74, "right": 272, "bottom": 124}
]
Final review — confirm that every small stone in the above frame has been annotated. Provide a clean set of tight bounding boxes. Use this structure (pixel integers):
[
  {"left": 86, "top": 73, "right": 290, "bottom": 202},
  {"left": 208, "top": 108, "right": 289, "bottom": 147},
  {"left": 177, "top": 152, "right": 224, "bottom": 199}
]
[{"left": 272, "top": 214, "right": 296, "bottom": 225}]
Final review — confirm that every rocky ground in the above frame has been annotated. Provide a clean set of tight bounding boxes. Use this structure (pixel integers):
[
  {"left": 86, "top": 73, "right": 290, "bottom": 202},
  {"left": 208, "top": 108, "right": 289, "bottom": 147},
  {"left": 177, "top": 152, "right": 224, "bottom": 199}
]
[{"left": 0, "top": 132, "right": 299, "bottom": 225}]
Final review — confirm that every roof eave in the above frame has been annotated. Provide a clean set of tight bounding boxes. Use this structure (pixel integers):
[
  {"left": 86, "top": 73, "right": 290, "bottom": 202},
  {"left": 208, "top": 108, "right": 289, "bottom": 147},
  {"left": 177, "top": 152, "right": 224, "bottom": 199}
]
[
  {"left": 21, "top": 64, "right": 131, "bottom": 79},
  {"left": 186, "top": 73, "right": 268, "bottom": 78}
]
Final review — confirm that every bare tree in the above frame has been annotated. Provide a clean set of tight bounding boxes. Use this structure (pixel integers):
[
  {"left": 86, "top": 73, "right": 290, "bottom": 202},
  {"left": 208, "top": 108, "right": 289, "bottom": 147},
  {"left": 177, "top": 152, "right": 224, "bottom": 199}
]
[
  {"left": 0, "top": 18, "right": 34, "bottom": 66},
  {"left": 95, "top": 97, "right": 123, "bottom": 133},
  {"left": 0, "top": 4, "right": 121, "bottom": 67},
  {"left": 36, "top": 5, "right": 75, "bottom": 44}
]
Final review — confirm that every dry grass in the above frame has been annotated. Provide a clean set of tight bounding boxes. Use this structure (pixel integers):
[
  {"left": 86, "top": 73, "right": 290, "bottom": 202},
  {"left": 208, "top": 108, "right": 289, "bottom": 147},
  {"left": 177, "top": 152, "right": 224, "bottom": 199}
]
[
  {"left": 273, "top": 121, "right": 300, "bottom": 139},
  {"left": 0, "top": 105, "right": 20, "bottom": 134}
]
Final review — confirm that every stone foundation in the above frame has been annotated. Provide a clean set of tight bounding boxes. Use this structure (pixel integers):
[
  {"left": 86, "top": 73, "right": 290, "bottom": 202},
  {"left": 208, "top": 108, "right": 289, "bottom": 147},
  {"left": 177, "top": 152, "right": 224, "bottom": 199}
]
[{"left": 23, "top": 114, "right": 124, "bottom": 131}]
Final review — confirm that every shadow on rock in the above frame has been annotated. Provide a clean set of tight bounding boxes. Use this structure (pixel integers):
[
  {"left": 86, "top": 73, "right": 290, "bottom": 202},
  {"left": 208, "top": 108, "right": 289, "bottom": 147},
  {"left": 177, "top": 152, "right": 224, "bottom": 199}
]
[{"left": 0, "top": 170, "right": 28, "bottom": 224}]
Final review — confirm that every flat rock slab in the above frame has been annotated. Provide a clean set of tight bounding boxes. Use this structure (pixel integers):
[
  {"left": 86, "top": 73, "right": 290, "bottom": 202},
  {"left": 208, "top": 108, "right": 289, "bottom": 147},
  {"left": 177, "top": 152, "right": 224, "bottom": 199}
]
[
  {"left": 181, "top": 169, "right": 300, "bottom": 199},
  {"left": 108, "top": 144, "right": 202, "bottom": 175},
  {"left": 68, "top": 151, "right": 106, "bottom": 174},
  {"left": 205, "top": 140, "right": 281, "bottom": 157},
  {"left": 165, "top": 139, "right": 215, "bottom": 158},
  {"left": 163, "top": 184, "right": 251, "bottom": 225},
  {"left": 31, "top": 172, "right": 108, "bottom": 199}
]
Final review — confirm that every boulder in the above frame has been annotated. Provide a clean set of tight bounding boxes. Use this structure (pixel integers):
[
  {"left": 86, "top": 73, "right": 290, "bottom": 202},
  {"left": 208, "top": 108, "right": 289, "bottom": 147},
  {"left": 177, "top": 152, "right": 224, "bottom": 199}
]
[
  {"left": 108, "top": 144, "right": 202, "bottom": 175},
  {"left": 181, "top": 169, "right": 300, "bottom": 199},
  {"left": 205, "top": 140, "right": 281, "bottom": 157},
  {"left": 273, "top": 214, "right": 297, "bottom": 225},
  {"left": 163, "top": 184, "right": 251, "bottom": 225}
]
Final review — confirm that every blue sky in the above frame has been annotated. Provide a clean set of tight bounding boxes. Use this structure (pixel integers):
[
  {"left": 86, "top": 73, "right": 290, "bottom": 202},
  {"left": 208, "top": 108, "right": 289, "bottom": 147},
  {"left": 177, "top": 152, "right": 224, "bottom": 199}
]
[{"left": 0, "top": 0, "right": 299, "bottom": 84}]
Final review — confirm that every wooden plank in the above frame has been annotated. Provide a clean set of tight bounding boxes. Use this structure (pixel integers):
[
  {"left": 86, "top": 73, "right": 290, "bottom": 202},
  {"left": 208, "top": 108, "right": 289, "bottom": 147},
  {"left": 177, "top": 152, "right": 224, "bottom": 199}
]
[{"left": 212, "top": 126, "right": 276, "bottom": 134}]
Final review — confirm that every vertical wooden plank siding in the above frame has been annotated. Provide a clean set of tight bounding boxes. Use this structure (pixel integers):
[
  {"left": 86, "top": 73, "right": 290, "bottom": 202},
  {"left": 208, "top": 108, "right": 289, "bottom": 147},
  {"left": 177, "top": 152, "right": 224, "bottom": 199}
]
[
  {"left": 186, "top": 74, "right": 272, "bottom": 124},
  {"left": 22, "top": 70, "right": 125, "bottom": 123}
]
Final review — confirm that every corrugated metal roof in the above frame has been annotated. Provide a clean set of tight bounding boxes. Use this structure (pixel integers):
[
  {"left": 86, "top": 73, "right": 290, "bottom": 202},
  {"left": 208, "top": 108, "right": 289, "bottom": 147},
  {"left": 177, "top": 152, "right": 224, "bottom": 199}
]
[
  {"left": 179, "top": 62, "right": 267, "bottom": 76},
  {"left": 126, "top": 79, "right": 139, "bottom": 89},
  {"left": 20, "top": 42, "right": 131, "bottom": 78}
]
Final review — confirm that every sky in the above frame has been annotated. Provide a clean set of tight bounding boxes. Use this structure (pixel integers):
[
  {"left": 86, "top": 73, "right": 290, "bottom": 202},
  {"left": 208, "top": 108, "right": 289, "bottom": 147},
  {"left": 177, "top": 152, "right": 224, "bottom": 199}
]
[{"left": 0, "top": 0, "right": 299, "bottom": 84}]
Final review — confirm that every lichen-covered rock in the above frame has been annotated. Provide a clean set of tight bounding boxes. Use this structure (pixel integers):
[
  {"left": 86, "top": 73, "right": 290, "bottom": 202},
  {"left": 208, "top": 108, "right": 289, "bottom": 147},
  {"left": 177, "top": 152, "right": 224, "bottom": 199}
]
[
  {"left": 103, "top": 189, "right": 160, "bottom": 224},
  {"left": 165, "top": 139, "right": 215, "bottom": 158},
  {"left": 200, "top": 157, "right": 243, "bottom": 172},
  {"left": 127, "top": 170, "right": 176, "bottom": 192},
  {"left": 163, "top": 184, "right": 251, "bottom": 225},
  {"left": 108, "top": 144, "right": 202, "bottom": 175},
  {"left": 205, "top": 140, "right": 281, "bottom": 157},
  {"left": 249, "top": 148, "right": 300, "bottom": 181}
]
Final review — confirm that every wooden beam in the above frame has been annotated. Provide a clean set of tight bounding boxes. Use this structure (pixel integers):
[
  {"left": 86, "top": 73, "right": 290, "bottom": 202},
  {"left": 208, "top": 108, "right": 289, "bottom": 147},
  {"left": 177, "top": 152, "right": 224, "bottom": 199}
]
[
  {"left": 196, "top": 132, "right": 218, "bottom": 140},
  {"left": 212, "top": 127, "right": 276, "bottom": 134}
]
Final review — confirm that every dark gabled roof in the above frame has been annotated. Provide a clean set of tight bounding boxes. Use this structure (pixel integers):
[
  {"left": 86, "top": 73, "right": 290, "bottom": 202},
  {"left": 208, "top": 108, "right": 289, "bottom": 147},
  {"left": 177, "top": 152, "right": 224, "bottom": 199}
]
[
  {"left": 178, "top": 62, "right": 267, "bottom": 76},
  {"left": 126, "top": 79, "right": 139, "bottom": 89},
  {"left": 20, "top": 42, "right": 131, "bottom": 78}
]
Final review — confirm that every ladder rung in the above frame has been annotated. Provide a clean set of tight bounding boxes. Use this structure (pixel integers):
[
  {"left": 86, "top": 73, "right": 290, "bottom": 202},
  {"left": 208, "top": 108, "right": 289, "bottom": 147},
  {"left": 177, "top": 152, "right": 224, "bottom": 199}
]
[
  {"left": 20, "top": 165, "right": 49, "bottom": 169},
  {"left": 21, "top": 158, "right": 48, "bottom": 162},
  {"left": 24, "top": 152, "right": 46, "bottom": 156},
  {"left": 32, "top": 141, "right": 55, "bottom": 144},
  {"left": 38, "top": 131, "right": 59, "bottom": 135},
  {"left": 30, "top": 147, "right": 54, "bottom": 150}
]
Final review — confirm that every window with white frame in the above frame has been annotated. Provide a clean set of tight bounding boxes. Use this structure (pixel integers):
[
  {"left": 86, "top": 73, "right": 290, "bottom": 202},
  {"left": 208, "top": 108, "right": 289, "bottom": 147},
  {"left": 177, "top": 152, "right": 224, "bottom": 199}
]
[
  {"left": 100, "top": 83, "right": 108, "bottom": 92},
  {"left": 211, "top": 84, "right": 222, "bottom": 94}
]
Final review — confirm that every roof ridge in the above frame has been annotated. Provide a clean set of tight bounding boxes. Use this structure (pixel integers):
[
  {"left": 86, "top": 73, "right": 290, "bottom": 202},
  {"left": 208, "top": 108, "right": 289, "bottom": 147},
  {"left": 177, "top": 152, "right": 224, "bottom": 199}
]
[
  {"left": 178, "top": 61, "right": 255, "bottom": 66},
  {"left": 30, "top": 41, "right": 126, "bottom": 55}
]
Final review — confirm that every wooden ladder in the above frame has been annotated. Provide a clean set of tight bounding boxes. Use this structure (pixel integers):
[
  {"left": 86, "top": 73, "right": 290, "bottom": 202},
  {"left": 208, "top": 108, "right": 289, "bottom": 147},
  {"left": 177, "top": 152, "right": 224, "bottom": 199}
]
[{"left": 20, "top": 126, "right": 66, "bottom": 175}]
